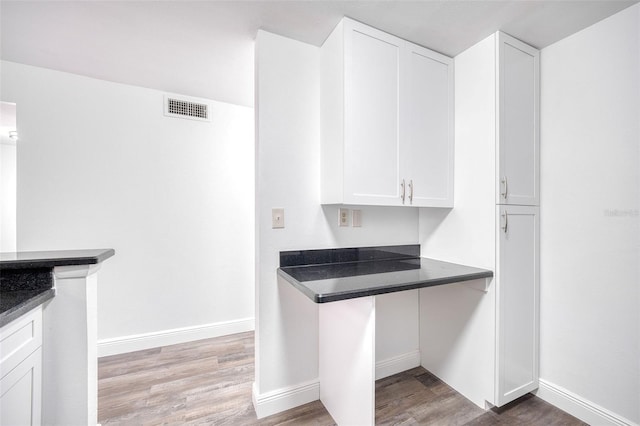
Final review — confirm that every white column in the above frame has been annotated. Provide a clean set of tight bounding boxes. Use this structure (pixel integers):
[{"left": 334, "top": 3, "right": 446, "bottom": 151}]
[
  {"left": 319, "top": 296, "right": 376, "bottom": 426},
  {"left": 42, "top": 264, "right": 101, "bottom": 425}
]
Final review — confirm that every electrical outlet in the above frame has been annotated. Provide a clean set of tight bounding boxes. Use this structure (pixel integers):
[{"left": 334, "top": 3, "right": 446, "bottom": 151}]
[
  {"left": 352, "top": 209, "right": 362, "bottom": 227},
  {"left": 272, "top": 208, "right": 284, "bottom": 229},
  {"left": 339, "top": 208, "right": 350, "bottom": 227}
]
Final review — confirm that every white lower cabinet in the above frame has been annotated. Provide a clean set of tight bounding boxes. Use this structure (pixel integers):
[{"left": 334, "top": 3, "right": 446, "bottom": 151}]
[
  {"left": 495, "top": 205, "right": 539, "bottom": 406},
  {"left": 0, "top": 307, "right": 43, "bottom": 425}
]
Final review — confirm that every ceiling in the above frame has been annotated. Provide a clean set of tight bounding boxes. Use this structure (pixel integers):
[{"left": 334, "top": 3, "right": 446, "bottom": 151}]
[{"left": 1, "top": 0, "right": 637, "bottom": 107}]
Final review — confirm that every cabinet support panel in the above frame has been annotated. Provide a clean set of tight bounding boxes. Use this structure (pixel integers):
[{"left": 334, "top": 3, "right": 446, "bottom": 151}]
[{"left": 319, "top": 297, "right": 376, "bottom": 425}]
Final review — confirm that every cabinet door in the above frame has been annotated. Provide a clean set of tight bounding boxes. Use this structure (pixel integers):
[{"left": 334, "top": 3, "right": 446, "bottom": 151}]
[
  {"left": 0, "top": 347, "right": 42, "bottom": 425},
  {"left": 497, "top": 33, "right": 539, "bottom": 206},
  {"left": 495, "top": 205, "right": 539, "bottom": 406},
  {"left": 401, "top": 43, "right": 454, "bottom": 207},
  {"left": 343, "top": 20, "right": 403, "bottom": 205}
]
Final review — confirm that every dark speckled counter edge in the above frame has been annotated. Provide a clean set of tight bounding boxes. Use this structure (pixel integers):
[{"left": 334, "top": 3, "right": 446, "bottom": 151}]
[
  {"left": 0, "top": 288, "right": 55, "bottom": 328},
  {"left": 0, "top": 248, "right": 115, "bottom": 270},
  {"left": 278, "top": 267, "right": 493, "bottom": 303},
  {"left": 1, "top": 248, "right": 115, "bottom": 327}
]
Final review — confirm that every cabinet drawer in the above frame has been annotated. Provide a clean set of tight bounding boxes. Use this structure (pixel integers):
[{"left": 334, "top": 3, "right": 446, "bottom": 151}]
[{"left": 0, "top": 306, "right": 43, "bottom": 379}]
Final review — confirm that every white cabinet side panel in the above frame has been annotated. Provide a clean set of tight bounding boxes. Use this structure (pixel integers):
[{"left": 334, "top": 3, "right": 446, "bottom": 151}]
[
  {"left": 320, "top": 21, "right": 345, "bottom": 204},
  {"left": 419, "top": 33, "right": 497, "bottom": 408},
  {"left": 320, "top": 297, "right": 375, "bottom": 426},
  {"left": 419, "top": 281, "right": 495, "bottom": 408},
  {"left": 420, "top": 34, "right": 495, "bottom": 268}
]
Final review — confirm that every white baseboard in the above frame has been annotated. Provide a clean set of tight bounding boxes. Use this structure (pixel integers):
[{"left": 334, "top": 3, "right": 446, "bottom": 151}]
[
  {"left": 535, "top": 379, "right": 638, "bottom": 426},
  {"left": 252, "top": 380, "right": 320, "bottom": 419},
  {"left": 251, "top": 351, "right": 420, "bottom": 419},
  {"left": 97, "top": 317, "right": 255, "bottom": 357},
  {"left": 375, "top": 350, "right": 421, "bottom": 380}
]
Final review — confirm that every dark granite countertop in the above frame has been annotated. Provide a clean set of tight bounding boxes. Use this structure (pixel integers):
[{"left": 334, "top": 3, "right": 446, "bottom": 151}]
[
  {"left": 0, "top": 248, "right": 115, "bottom": 269},
  {"left": 0, "top": 288, "right": 55, "bottom": 328},
  {"left": 0, "top": 248, "right": 115, "bottom": 327},
  {"left": 278, "top": 245, "right": 493, "bottom": 303}
]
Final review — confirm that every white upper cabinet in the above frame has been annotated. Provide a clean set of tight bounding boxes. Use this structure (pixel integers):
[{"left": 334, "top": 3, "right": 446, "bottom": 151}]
[
  {"left": 401, "top": 44, "right": 454, "bottom": 207},
  {"left": 321, "top": 18, "right": 454, "bottom": 207},
  {"left": 496, "top": 33, "right": 540, "bottom": 206},
  {"left": 344, "top": 21, "right": 403, "bottom": 205}
]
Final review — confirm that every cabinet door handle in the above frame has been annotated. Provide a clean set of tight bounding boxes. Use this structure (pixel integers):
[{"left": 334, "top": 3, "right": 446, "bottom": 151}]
[
  {"left": 501, "top": 210, "right": 508, "bottom": 234},
  {"left": 501, "top": 176, "right": 508, "bottom": 200},
  {"left": 408, "top": 180, "right": 414, "bottom": 205},
  {"left": 400, "top": 179, "right": 406, "bottom": 204}
]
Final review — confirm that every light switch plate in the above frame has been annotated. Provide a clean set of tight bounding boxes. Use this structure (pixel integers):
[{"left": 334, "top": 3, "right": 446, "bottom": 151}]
[
  {"left": 352, "top": 209, "right": 362, "bottom": 227},
  {"left": 339, "top": 208, "right": 350, "bottom": 227},
  {"left": 272, "top": 208, "right": 284, "bottom": 229}
]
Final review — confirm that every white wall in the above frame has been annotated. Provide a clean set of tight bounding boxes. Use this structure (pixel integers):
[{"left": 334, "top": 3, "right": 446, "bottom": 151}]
[
  {"left": 1, "top": 61, "right": 255, "bottom": 353},
  {"left": 254, "top": 30, "right": 419, "bottom": 417},
  {"left": 539, "top": 4, "right": 639, "bottom": 424},
  {"left": 0, "top": 101, "right": 17, "bottom": 252},
  {"left": 1, "top": 142, "right": 17, "bottom": 252}
]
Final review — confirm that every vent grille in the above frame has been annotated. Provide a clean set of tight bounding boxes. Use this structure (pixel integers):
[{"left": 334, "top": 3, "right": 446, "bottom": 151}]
[{"left": 164, "top": 95, "right": 211, "bottom": 121}]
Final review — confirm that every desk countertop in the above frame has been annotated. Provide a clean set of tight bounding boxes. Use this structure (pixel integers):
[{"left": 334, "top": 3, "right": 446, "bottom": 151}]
[{"left": 278, "top": 246, "right": 493, "bottom": 304}]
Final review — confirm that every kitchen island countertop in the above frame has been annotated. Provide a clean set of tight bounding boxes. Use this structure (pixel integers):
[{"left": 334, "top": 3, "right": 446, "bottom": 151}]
[{"left": 0, "top": 248, "right": 115, "bottom": 327}]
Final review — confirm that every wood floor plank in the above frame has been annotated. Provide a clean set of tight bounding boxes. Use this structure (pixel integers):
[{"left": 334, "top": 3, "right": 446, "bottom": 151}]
[{"left": 98, "top": 331, "right": 587, "bottom": 425}]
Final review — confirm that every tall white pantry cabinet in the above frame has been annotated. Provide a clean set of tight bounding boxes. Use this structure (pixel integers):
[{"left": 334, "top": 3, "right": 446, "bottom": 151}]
[
  {"left": 495, "top": 32, "right": 540, "bottom": 406},
  {"left": 419, "top": 31, "right": 539, "bottom": 409}
]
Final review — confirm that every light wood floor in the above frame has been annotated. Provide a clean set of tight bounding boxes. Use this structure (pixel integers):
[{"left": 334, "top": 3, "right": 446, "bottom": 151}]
[{"left": 99, "top": 331, "right": 586, "bottom": 425}]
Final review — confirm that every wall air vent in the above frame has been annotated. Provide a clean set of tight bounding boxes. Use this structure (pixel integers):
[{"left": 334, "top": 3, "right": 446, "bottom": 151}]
[{"left": 164, "top": 95, "right": 211, "bottom": 122}]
